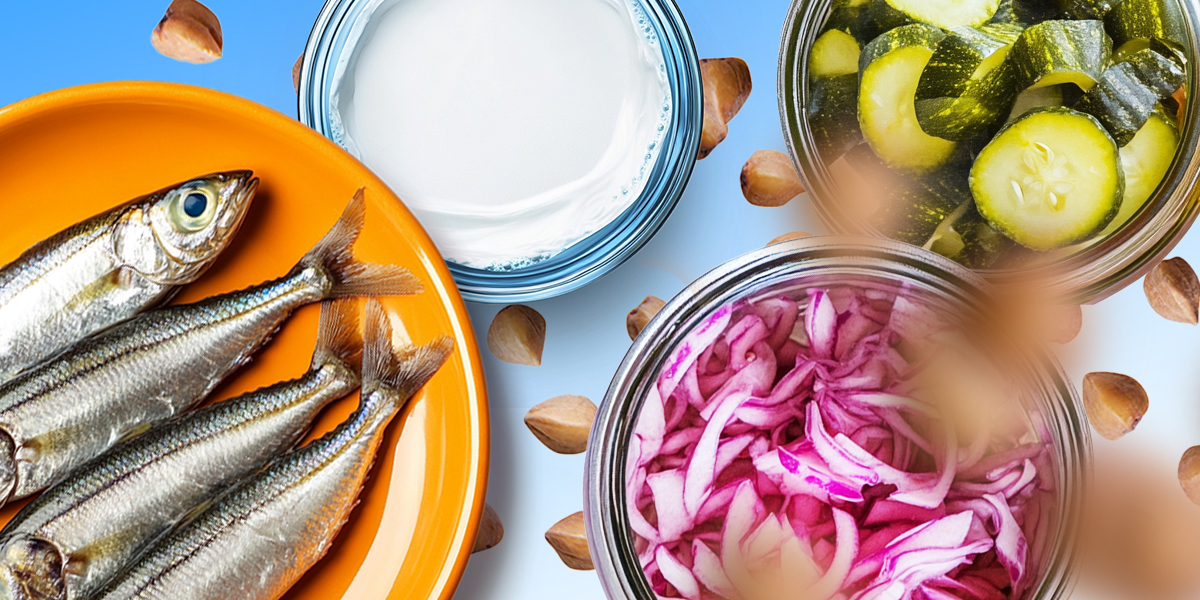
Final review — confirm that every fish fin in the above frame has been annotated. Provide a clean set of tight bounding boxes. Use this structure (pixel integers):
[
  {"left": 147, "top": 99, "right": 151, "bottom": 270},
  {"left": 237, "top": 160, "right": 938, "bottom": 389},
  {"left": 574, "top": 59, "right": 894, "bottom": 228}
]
[
  {"left": 362, "top": 299, "right": 452, "bottom": 402},
  {"left": 306, "top": 188, "right": 423, "bottom": 299},
  {"left": 313, "top": 300, "right": 363, "bottom": 375}
]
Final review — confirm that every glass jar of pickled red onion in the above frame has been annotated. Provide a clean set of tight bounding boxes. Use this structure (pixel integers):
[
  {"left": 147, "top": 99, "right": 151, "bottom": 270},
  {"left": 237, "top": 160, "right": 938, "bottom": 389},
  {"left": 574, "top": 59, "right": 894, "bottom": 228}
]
[{"left": 584, "top": 238, "right": 1089, "bottom": 600}]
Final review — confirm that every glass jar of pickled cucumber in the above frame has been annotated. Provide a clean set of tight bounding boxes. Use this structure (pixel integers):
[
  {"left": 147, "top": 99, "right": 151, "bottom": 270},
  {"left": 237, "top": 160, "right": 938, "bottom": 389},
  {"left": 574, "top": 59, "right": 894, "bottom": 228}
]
[{"left": 780, "top": 0, "right": 1200, "bottom": 303}]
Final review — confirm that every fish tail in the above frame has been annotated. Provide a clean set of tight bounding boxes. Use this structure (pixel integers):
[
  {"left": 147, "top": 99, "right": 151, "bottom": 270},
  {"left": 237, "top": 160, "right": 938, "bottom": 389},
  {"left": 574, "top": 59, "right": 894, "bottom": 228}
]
[
  {"left": 361, "top": 299, "right": 452, "bottom": 407},
  {"left": 306, "top": 188, "right": 423, "bottom": 299},
  {"left": 312, "top": 300, "right": 363, "bottom": 375}
]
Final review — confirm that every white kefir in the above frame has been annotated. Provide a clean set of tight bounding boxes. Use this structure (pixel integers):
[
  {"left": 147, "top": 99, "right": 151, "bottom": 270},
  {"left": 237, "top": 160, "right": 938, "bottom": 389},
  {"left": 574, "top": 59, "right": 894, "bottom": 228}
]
[{"left": 337, "top": 0, "right": 671, "bottom": 269}]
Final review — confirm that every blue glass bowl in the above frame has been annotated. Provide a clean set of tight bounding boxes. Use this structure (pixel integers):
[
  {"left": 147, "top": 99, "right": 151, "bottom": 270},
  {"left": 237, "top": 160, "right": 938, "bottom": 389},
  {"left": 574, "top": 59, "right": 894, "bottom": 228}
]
[{"left": 298, "top": 0, "right": 703, "bottom": 303}]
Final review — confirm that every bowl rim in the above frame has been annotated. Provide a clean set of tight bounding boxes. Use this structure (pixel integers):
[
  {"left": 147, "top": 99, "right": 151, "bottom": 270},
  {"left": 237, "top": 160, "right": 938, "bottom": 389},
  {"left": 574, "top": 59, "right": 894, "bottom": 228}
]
[{"left": 297, "top": 0, "right": 705, "bottom": 304}]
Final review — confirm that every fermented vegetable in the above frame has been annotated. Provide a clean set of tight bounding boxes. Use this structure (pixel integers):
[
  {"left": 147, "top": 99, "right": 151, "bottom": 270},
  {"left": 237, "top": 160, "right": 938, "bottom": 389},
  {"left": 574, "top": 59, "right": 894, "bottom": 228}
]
[
  {"left": 1101, "top": 106, "right": 1180, "bottom": 235},
  {"left": 858, "top": 24, "right": 959, "bottom": 173},
  {"left": 883, "top": 0, "right": 1001, "bottom": 29},
  {"left": 630, "top": 286, "right": 1055, "bottom": 600},
  {"left": 915, "top": 24, "right": 1023, "bottom": 140},
  {"left": 1009, "top": 20, "right": 1113, "bottom": 91},
  {"left": 971, "top": 108, "right": 1124, "bottom": 250},
  {"left": 1076, "top": 47, "right": 1186, "bottom": 145},
  {"left": 800, "top": 0, "right": 1190, "bottom": 265},
  {"left": 811, "top": 29, "right": 862, "bottom": 77}
]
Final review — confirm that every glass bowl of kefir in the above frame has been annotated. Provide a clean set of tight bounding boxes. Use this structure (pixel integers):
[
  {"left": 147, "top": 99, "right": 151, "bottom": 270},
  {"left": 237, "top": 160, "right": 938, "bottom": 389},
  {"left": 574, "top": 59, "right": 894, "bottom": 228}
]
[{"left": 300, "top": 0, "right": 703, "bottom": 303}]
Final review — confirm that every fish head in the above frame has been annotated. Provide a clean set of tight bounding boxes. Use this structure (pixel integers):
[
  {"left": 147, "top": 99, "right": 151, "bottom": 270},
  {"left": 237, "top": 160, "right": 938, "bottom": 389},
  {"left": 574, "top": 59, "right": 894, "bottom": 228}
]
[
  {"left": 117, "top": 170, "right": 259, "bottom": 285},
  {"left": 0, "top": 537, "right": 64, "bottom": 600}
]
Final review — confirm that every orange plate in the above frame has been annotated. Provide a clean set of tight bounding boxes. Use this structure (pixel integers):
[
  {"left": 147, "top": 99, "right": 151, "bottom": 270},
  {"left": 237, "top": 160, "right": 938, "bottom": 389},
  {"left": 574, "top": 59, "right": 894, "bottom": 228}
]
[{"left": 0, "top": 82, "right": 489, "bottom": 600}]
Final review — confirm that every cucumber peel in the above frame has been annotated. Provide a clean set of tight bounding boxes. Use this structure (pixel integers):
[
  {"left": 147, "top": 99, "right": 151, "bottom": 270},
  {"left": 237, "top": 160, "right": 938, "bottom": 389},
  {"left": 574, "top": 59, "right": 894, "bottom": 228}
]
[
  {"left": 1076, "top": 47, "right": 1186, "bottom": 145},
  {"left": 915, "top": 24, "right": 1024, "bottom": 141},
  {"left": 1009, "top": 20, "right": 1113, "bottom": 91}
]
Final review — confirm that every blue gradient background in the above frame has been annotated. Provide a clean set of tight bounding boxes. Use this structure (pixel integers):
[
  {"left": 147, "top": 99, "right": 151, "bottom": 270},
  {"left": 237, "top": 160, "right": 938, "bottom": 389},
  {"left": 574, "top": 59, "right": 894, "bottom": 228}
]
[{"left": 2, "top": 2, "right": 1196, "bottom": 599}]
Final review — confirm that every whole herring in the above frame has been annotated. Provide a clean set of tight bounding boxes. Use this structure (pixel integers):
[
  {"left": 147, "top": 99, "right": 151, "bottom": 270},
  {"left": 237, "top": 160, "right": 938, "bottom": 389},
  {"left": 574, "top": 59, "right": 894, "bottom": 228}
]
[
  {"left": 0, "top": 189, "right": 419, "bottom": 508},
  {"left": 94, "top": 300, "right": 451, "bottom": 600},
  {"left": 0, "top": 172, "right": 257, "bottom": 381},
  {"left": 0, "top": 300, "right": 362, "bottom": 600}
]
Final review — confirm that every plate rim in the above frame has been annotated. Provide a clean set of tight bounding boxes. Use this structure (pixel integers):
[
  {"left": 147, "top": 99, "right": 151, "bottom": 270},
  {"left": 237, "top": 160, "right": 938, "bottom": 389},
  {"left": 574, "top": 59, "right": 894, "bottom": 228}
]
[{"left": 0, "top": 80, "right": 491, "bottom": 600}]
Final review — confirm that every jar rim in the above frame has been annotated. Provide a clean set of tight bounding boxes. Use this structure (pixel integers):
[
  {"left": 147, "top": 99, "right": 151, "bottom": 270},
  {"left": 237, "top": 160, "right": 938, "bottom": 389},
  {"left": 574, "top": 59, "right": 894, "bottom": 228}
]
[
  {"left": 777, "top": 0, "right": 1200, "bottom": 304},
  {"left": 584, "top": 237, "right": 1091, "bottom": 600},
  {"left": 297, "top": 0, "right": 704, "bottom": 303}
]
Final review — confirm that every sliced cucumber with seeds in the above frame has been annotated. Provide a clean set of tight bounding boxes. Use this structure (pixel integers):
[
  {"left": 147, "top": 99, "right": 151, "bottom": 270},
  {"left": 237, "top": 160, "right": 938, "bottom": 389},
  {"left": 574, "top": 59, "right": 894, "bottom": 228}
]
[
  {"left": 970, "top": 107, "right": 1124, "bottom": 250},
  {"left": 1101, "top": 106, "right": 1180, "bottom": 235},
  {"left": 1009, "top": 20, "right": 1113, "bottom": 91},
  {"left": 883, "top": 0, "right": 1001, "bottom": 29},
  {"left": 859, "top": 24, "right": 958, "bottom": 173},
  {"left": 811, "top": 29, "right": 862, "bottom": 77}
]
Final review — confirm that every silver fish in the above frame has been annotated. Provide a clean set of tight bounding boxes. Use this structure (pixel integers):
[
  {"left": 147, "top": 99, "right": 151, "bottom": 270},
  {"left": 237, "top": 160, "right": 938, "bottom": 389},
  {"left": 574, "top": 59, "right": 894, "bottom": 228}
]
[
  {"left": 92, "top": 300, "right": 451, "bottom": 600},
  {"left": 0, "top": 172, "right": 258, "bottom": 381},
  {"left": 0, "top": 190, "right": 419, "bottom": 508},
  {"left": 0, "top": 300, "right": 362, "bottom": 600}
]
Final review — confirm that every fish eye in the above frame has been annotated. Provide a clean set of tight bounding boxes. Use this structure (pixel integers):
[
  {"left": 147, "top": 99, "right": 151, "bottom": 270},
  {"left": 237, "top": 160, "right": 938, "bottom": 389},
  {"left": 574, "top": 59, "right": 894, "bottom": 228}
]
[
  {"left": 169, "top": 186, "right": 218, "bottom": 233},
  {"left": 183, "top": 192, "right": 208, "bottom": 218}
]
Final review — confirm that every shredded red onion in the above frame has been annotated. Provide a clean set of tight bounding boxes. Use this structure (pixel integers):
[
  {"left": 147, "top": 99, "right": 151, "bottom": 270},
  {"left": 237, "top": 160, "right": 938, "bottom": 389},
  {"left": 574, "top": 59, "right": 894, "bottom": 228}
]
[{"left": 629, "top": 288, "right": 1053, "bottom": 600}]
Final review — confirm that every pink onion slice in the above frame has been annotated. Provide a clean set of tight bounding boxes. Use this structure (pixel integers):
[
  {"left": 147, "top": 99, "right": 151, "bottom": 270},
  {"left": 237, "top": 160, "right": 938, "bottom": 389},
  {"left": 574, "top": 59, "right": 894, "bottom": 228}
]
[{"left": 629, "top": 286, "right": 1053, "bottom": 600}]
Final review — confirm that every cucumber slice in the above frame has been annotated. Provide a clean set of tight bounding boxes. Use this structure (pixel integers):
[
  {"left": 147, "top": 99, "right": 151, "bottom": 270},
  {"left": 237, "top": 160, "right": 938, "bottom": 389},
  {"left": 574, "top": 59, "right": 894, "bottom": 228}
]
[
  {"left": 859, "top": 22, "right": 946, "bottom": 69},
  {"left": 925, "top": 202, "right": 974, "bottom": 259},
  {"left": 811, "top": 30, "right": 862, "bottom": 77},
  {"left": 917, "top": 24, "right": 1023, "bottom": 99},
  {"left": 872, "top": 166, "right": 971, "bottom": 245},
  {"left": 810, "top": 74, "right": 863, "bottom": 158},
  {"left": 883, "top": 0, "right": 1001, "bottom": 29},
  {"left": 825, "top": 0, "right": 877, "bottom": 44},
  {"left": 1057, "top": 0, "right": 1121, "bottom": 19},
  {"left": 954, "top": 207, "right": 1019, "bottom": 268},
  {"left": 859, "top": 24, "right": 958, "bottom": 173},
  {"left": 991, "top": 0, "right": 1058, "bottom": 26},
  {"left": 1009, "top": 20, "right": 1113, "bottom": 91},
  {"left": 1105, "top": 0, "right": 1187, "bottom": 48},
  {"left": 915, "top": 24, "right": 1024, "bottom": 141},
  {"left": 1101, "top": 106, "right": 1180, "bottom": 235},
  {"left": 1076, "top": 48, "right": 1186, "bottom": 145},
  {"left": 970, "top": 107, "right": 1124, "bottom": 250}
]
